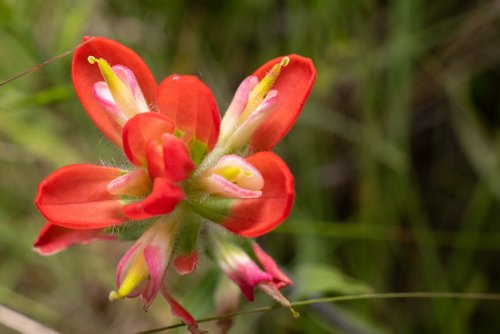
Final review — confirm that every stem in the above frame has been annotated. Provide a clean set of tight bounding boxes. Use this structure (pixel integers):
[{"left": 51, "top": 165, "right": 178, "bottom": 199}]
[
  {"left": 134, "top": 291, "right": 500, "bottom": 334},
  {"left": 0, "top": 37, "right": 96, "bottom": 87}
]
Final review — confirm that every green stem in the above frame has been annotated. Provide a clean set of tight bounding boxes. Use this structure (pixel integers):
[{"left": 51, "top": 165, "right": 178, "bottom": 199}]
[{"left": 134, "top": 291, "right": 500, "bottom": 334}]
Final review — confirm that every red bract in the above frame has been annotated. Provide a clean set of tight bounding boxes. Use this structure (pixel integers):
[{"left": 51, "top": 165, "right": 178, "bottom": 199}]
[
  {"left": 156, "top": 75, "right": 221, "bottom": 153},
  {"left": 72, "top": 37, "right": 158, "bottom": 146},
  {"left": 251, "top": 55, "right": 316, "bottom": 152},
  {"left": 36, "top": 164, "right": 128, "bottom": 228},
  {"left": 33, "top": 223, "right": 115, "bottom": 256},
  {"left": 34, "top": 36, "right": 315, "bottom": 332},
  {"left": 219, "top": 152, "right": 295, "bottom": 237}
]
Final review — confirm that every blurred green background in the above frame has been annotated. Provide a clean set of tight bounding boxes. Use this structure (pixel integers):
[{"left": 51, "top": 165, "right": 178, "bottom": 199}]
[{"left": 1, "top": 0, "right": 500, "bottom": 333}]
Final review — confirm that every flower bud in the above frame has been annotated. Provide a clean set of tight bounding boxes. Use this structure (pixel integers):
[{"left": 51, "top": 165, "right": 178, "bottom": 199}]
[
  {"left": 200, "top": 155, "right": 264, "bottom": 199},
  {"left": 109, "top": 218, "right": 176, "bottom": 309}
]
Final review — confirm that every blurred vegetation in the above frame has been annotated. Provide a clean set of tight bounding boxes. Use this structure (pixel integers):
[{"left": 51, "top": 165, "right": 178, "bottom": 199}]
[{"left": 1, "top": 0, "right": 500, "bottom": 333}]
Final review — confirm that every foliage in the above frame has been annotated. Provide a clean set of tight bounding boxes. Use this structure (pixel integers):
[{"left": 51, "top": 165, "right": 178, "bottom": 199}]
[{"left": 0, "top": 0, "right": 499, "bottom": 333}]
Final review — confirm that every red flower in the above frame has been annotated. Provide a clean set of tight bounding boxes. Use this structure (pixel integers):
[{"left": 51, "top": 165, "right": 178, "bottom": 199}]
[{"left": 34, "top": 36, "right": 315, "bottom": 332}]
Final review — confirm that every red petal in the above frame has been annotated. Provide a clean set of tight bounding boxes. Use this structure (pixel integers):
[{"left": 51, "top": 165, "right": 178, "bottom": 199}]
[
  {"left": 250, "top": 55, "right": 316, "bottom": 151},
  {"left": 33, "top": 223, "right": 114, "bottom": 256},
  {"left": 156, "top": 75, "right": 220, "bottom": 150},
  {"left": 123, "top": 178, "right": 184, "bottom": 220},
  {"left": 228, "top": 262, "right": 272, "bottom": 301},
  {"left": 161, "top": 286, "right": 204, "bottom": 334},
  {"left": 252, "top": 243, "right": 292, "bottom": 288},
  {"left": 146, "top": 139, "right": 165, "bottom": 180},
  {"left": 35, "top": 164, "right": 127, "bottom": 229},
  {"left": 162, "top": 134, "right": 195, "bottom": 182},
  {"left": 142, "top": 245, "right": 167, "bottom": 308},
  {"left": 72, "top": 36, "right": 158, "bottom": 146},
  {"left": 123, "top": 112, "right": 175, "bottom": 166},
  {"left": 144, "top": 134, "right": 194, "bottom": 182},
  {"left": 173, "top": 250, "right": 198, "bottom": 275},
  {"left": 220, "top": 152, "right": 294, "bottom": 237}
]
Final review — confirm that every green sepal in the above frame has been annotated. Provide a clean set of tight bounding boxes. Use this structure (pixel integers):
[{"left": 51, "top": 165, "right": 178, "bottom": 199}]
[
  {"left": 105, "top": 219, "right": 151, "bottom": 241},
  {"left": 174, "top": 128, "right": 209, "bottom": 165},
  {"left": 173, "top": 211, "right": 202, "bottom": 256},
  {"left": 174, "top": 129, "right": 184, "bottom": 138},
  {"left": 189, "top": 137, "right": 209, "bottom": 165},
  {"left": 188, "top": 197, "right": 235, "bottom": 223}
]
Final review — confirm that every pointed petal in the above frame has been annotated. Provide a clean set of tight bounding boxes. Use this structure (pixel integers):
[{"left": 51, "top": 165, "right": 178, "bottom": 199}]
[
  {"left": 252, "top": 243, "right": 292, "bottom": 288},
  {"left": 113, "top": 220, "right": 175, "bottom": 302},
  {"left": 220, "top": 76, "right": 259, "bottom": 138},
  {"left": 214, "top": 240, "right": 272, "bottom": 302},
  {"left": 142, "top": 245, "right": 166, "bottom": 308},
  {"left": 91, "top": 64, "right": 150, "bottom": 126},
  {"left": 33, "top": 223, "right": 114, "bottom": 256},
  {"left": 227, "top": 260, "right": 273, "bottom": 301},
  {"left": 35, "top": 164, "right": 127, "bottom": 229},
  {"left": 161, "top": 286, "right": 205, "bottom": 334},
  {"left": 228, "top": 90, "right": 278, "bottom": 150},
  {"left": 72, "top": 36, "right": 158, "bottom": 146},
  {"left": 93, "top": 81, "right": 128, "bottom": 125},
  {"left": 122, "top": 112, "right": 175, "bottom": 166},
  {"left": 258, "top": 283, "right": 298, "bottom": 317},
  {"left": 111, "top": 65, "right": 150, "bottom": 113},
  {"left": 250, "top": 55, "right": 316, "bottom": 151},
  {"left": 123, "top": 178, "right": 184, "bottom": 220},
  {"left": 116, "top": 242, "right": 144, "bottom": 289},
  {"left": 156, "top": 75, "right": 221, "bottom": 153},
  {"left": 110, "top": 242, "right": 149, "bottom": 300},
  {"left": 220, "top": 152, "right": 294, "bottom": 237}
]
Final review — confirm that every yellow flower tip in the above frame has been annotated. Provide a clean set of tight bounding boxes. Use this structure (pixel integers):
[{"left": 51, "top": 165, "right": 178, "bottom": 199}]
[
  {"left": 256, "top": 56, "right": 289, "bottom": 96},
  {"left": 108, "top": 290, "right": 122, "bottom": 302},
  {"left": 86, "top": 55, "right": 114, "bottom": 82},
  {"left": 290, "top": 307, "right": 300, "bottom": 319},
  {"left": 86, "top": 55, "right": 140, "bottom": 119},
  {"left": 87, "top": 55, "right": 98, "bottom": 64},
  {"left": 240, "top": 56, "right": 289, "bottom": 122},
  {"left": 280, "top": 56, "right": 290, "bottom": 67},
  {"left": 87, "top": 56, "right": 111, "bottom": 70}
]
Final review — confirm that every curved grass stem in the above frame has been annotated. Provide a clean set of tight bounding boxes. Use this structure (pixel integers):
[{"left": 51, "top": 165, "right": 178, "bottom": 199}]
[
  {"left": 0, "top": 37, "right": 95, "bottom": 87},
  {"left": 134, "top": 291, "right": 500, "bottom": 333}
]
